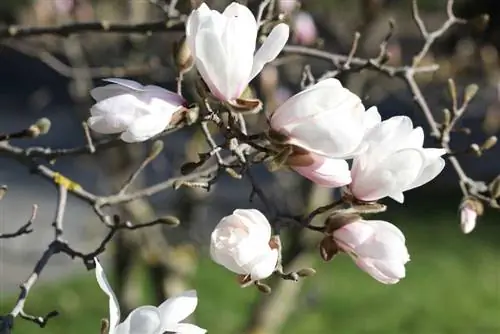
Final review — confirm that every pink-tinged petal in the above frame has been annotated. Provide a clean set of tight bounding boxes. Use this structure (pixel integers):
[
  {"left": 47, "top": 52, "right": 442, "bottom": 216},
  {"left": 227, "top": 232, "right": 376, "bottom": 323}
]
[
  {"left": 210, "top": 241, "right": 248, "bottom": 274},
  {"left": 158, "top": 290, "right": 198, "bottom": 331},
  {"left": 367, "top": 220, "right": 406, "bottom": 243},
  {"left": 143, "top": 85, "right": 186, "bottom": 106},
  {"left": 117, "top": 305, "right": 161, "bottom": 334},
  {"left": 355, "top": 257, "right": 401, "bottom": 284},
  {"left": 120, "top": 113, "right": 171, "bottom": 143},
  {"left": 234, "top": 209, "right": 272, "bottom": 241},
  {"left": 333, "top": 221, "right": 374, "bottom": 251},
  {"left": 292, "top": 11, "right": 317, "bottom": 45},
  {"left": 94, "top": 258, "right": 120, "bottom": 334},
  {"left": 90, "top": 84, "right": 129, "bottom": 102},
  {"left": 102, "top": 78, "right": 145, "bottom": 91},
  {"left": 248, "top": 248, "right": 279, "bottom": 281},
  {"left": 250, "top": 23, "right": 290, "bottom": 80},
  {"left": 292, "top": 156, "right": 351, "bottom": 187}
]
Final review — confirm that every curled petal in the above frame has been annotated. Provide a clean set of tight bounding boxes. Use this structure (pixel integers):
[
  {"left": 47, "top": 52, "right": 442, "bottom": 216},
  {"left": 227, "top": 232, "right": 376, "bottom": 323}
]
[
  {"left": 250, "top": 23, "right": 290, "bottom": 80},
  {"left": 94, "top": 258, "right": 120, "bottom": 334},
  {"left": 116, "top": 306, "right": 161, "bottom": 334},
  {"left": 158, "top": 290, "right": 198, "bottom": 332},
  {"left": 355, "top": 258, "right": 404, "bottom": 284},
  {"left": 292, "top": 155, "right": 351, "bottom": 187},
  {"left": 102, "top": 78, "right": 145, "bottom": 91}
]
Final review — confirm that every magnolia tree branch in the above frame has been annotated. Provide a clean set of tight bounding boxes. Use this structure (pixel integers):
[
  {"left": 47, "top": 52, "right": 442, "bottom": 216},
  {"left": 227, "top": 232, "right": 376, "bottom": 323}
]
[{"left": 0, "top": 0, "right": 498, "bottom": 332}]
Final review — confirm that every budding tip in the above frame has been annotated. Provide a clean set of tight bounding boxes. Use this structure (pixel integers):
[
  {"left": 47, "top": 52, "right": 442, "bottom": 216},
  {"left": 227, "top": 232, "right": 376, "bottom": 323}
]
[
  {"left": 35, "top": 117, "right": 52, "bottom": 135},
  {"left": 149, "top": 140, "right": 164, "bottom": 159},
  {"left": 157, "top": 215, "right": 180, "bottom": 226}
]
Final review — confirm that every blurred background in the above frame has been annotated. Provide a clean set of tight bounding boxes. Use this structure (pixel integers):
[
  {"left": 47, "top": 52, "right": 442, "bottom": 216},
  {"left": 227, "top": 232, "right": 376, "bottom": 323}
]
[{"left": 0, "top": 0, "right": 499, "bottom": 333}]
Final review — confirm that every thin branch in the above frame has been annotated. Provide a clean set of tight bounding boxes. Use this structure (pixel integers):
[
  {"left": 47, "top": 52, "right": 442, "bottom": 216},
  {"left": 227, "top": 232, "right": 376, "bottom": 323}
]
[
  {"left": 0, "top": 205, "right": 38, "bottom": 239},
  {"left": 0, "top": 20, "right": 184, "bottom": 39}
]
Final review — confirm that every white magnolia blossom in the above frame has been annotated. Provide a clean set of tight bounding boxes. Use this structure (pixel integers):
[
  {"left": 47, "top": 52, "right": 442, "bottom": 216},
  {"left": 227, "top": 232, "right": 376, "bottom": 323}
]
[
  {"left": 269, "top": 78, "right": 379, "bottom": 184},
  {"left": 333, "top": 219, "right": 410, "bottom": 284},
  {"left": 95, "top": 258, "right": 206, "bottom": 334},
  {"left": 460, "top": 202, "right": 477, "bottom": 234},
  {"left": 186, "top": 2, "right": 289, "bottom": 101},
  {"left": 88, "top": 78, "right": 185, "bottom": 143},
  {"left": 350, "top": 113, "right": 446, "bottom": 203},
  {"left": 210, "top": 209, "right": 279, "bottom": 281}
]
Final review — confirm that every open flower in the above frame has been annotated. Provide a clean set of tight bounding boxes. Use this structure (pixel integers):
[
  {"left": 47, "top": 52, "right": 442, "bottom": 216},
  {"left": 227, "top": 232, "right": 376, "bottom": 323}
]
[
  {"left": 350, "top": 115, "right": 446, "bottom": 203},
  {"left": 332, "top": 219, "right": 410, "bottom": 284},
  {"left": 270, "top": 79, "right": 380, "bottom": 159},
  {"left": 88, "top": 78, "right": 185, "bottom": 143},
  {"left": 186, "top": 2, "right": 289, "bottom": 101},
  {"left": 95, "top": 258, "right": 206, "bottom": 334},
  {"left": 210, "top": 209, "right": 279, "bottom": 281}
]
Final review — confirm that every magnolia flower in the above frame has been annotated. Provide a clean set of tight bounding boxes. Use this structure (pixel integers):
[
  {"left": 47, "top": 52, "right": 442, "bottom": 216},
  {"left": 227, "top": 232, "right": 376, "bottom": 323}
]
[
  {"left": 88, "top": 78, "right": 185, "bottom": 143},
  {"left": 333, "top": 219, "right": 410, "bottom": 284},
  {"left": 95, "top": 258, "right": 206, "bottom": 334},
  {"left": 186, "top": 3, "right": 289, "bottom": 101},
  {"left": 270, "top": 79, "right": 380, "bottom": 159},
  {"left": 350, "top": 115, "right": 446, "bottom": 203},
  {"left": 210, "top": 209, "right": 279, "bottom": 281}
]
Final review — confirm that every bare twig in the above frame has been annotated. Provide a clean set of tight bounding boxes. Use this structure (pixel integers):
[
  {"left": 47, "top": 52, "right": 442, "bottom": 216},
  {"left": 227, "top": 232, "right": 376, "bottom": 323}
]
[{"left": 0, "top": 205, "right": 38, "bottom": 239}]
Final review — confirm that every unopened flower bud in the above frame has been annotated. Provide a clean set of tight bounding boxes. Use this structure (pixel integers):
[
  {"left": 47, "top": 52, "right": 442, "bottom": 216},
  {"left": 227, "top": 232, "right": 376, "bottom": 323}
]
[
  {"left": 28, "top": 118, "right": 51, "bottom": 137},
  {"left": 319, "top": 236, "right": 339, "bottom": 262},
  {"left": 481, "top": 135, "right": 497, "bottom": 151},
  {"left": 157, "top": 215, "right": 180, "bottom": 226},
  {"left": 255, "top": 281, "right": 272, "bottom": 294},
  {"left": 464, "top": 83, "right": 479, "bottom": 103},
  {"left": 296, "top": 267, "right": 316, "bottom": 277},
  {"left": 459, "top": 198, "right": 483, "bottom": 234},
  {"left": 173, "top": 37, "right": 193, "bottom": 73}
]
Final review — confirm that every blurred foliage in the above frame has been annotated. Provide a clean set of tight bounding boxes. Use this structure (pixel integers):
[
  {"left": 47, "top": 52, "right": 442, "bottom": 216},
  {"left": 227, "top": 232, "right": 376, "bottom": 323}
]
[{"left": 1, "top": 194, "right": 499, "bottom": 334}]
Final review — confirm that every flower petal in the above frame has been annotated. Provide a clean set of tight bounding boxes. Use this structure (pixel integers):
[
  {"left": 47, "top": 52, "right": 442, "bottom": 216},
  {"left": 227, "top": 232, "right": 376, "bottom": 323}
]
[
  {"left": 249, "top": 248, "right": 279, "bottom": 281},
  {"left": 120, "top": 113, "right": 171, "bottom": 143},
  {"left": 103, "top": 78, "right": 145, "bottom": 91},
  {"left": 292, "top": 156, "right": 351, "bottom": 187},
  {"left": 406, "top": 156, "right": 445, "bottom": 191},
  {"left": 118, "top": 306, "right": 161, "bottom": 334},
  {"left": 158, "top": 290, "right": 198, "bottom": 331},
  {"left": 166, "top": 323, "right": 207, "bottom": 334},
  {"left": 250, "top": 23, "right": 290, "bottom": 80},
  {"left": 194, "top": 27, "right": 230, "bottom": 100},
  {"left": 94, "top": 258, "right": 120, "bottom": 333},
  {"left": 186, "top": 3, "right": 211, "bottom": 55},
  {"left": 90, "top": 84, "right": 129, "bottom": 102}
]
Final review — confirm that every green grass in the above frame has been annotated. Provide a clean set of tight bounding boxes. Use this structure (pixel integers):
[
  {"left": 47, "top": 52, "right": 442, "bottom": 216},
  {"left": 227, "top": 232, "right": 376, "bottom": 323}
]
[{"left": 1, "top": 195, "right": 499, "bottom": 334}]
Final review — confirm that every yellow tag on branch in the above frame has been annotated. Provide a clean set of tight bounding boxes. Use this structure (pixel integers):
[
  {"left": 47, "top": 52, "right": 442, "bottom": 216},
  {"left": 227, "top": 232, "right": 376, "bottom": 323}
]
[{"left": 53, "top": 172, "right": 81, "bottom": 191}]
